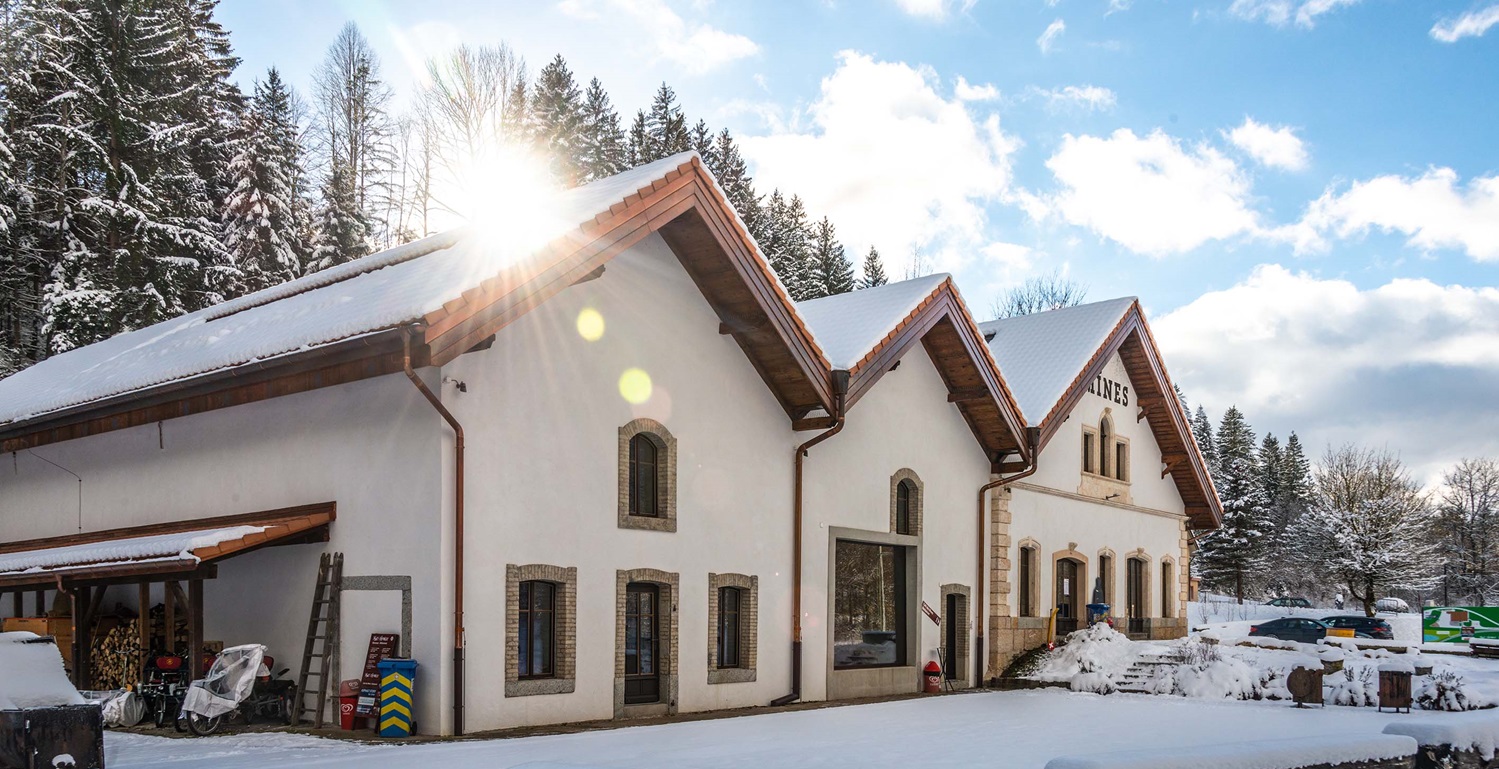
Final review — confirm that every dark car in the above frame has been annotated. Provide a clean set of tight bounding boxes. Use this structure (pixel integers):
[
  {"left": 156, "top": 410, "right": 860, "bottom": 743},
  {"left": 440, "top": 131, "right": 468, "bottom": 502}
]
[
  {"left": 1249, "top": 617, "right": 1328, "bottom": 644},
  {"left": 1266, "top": 597, "right": 1312, "bottom": 608},
  {"left": 1322, "top": 615, "right": 1395, "bottom": 640}
]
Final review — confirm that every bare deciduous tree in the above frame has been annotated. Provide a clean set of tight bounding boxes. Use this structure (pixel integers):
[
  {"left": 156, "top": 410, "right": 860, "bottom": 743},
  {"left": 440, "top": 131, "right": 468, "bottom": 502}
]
[
  {"left": 990, "top": 271, "right": 1088, "bottom": 319},
  {"left": 312, "top": 22, "right": 395, "bottom": 251},
  {"left": 418, "top": 43, "right": 527, "bottom": 220}
]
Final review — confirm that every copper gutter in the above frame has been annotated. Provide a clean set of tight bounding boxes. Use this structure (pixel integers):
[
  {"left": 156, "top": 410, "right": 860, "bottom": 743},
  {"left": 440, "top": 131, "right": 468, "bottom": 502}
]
[
  {"left": 974, "top": 425, "right": 1040, "bottom": 687},
  {"left": 401, "top": 326, "right": 467, "bottom": 736},
  {"left": 772, "top": 370, "right": 849, "bottom": 707}
]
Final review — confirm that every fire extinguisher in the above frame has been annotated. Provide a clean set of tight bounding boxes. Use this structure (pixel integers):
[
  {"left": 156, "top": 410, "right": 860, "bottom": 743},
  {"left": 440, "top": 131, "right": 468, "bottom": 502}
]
[{"left": 923, "top": 660, "right": 942, "bottom": 693}]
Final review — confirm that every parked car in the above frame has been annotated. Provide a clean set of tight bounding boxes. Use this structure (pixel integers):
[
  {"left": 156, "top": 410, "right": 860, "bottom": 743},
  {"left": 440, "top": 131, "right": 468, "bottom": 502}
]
[
  {"left": 1375, "top": 597, "right": 1411, "bottom": 613},
  {"left": 1249, "top": 617, "right": 1329, "bottom": 644},
  {"left": 1265, "top": 597, "right": 1312, "bottom": 608},
  {"left": 1321, "top": 615, "right": 1395, "bottom": 640}
]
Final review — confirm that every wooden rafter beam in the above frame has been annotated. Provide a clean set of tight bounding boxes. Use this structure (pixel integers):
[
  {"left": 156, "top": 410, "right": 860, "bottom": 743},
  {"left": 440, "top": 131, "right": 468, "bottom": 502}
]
[
  {"left": 946, "top": 388, "right": 990, "bottom": 403},
  {"left": 792, "top": 416, "right": 837, "bottom": 431}
]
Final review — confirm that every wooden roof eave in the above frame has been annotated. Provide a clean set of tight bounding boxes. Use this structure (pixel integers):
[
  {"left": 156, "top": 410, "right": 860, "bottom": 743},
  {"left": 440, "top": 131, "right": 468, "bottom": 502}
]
[
  {"left": 841, "top": 280, "right": 1031, "bottom": 465},
  {"left": 1030, "top": 302, "right": 1222, "bottom": 529},
  {"left": 419, "top": 157, "right": 834, "bottom": 418}
]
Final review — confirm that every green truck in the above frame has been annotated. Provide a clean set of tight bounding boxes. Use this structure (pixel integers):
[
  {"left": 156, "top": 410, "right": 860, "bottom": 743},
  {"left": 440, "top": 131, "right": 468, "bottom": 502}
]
[{"left": 1423, "top": 606, "right": 1499, "bottom": 643}]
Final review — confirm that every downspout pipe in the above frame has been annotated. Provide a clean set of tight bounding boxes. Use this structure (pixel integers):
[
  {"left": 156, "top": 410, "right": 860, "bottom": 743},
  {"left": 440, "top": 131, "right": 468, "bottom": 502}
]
[
  {"left": 401, "top": 326, "right": 467, "bottom": 736},
  {"left": 772, "top": 370, "right": 849, "bottom": 707},
  {"left": 974, "top": 425, "right": 1041, "bottom": 688}
]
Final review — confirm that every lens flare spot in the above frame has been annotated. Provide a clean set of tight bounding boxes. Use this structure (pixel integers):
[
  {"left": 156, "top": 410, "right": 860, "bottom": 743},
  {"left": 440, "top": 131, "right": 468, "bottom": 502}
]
[
  {"left": 576, "top": 308, "right": 605, "bottom": 341},
  {"left": 618, "top": 368, "right": 652, "bottom": 405}
]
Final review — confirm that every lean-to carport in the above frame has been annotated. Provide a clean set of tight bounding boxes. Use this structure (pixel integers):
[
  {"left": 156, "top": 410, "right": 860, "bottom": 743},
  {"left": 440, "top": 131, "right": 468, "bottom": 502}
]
[{"left": 0, "top": 502, "right": 334, "bottom": 687}]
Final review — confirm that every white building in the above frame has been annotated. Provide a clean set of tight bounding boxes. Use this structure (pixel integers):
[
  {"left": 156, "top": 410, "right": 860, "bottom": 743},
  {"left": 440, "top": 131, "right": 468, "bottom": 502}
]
[{"left": 0, "top": 153, "right": 1218, "bottom": 735}]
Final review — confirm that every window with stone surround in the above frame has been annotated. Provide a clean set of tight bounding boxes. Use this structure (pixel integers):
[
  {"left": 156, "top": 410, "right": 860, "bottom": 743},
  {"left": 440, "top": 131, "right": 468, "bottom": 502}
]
[
  {"left": 889, "top": 469, "right": 923, "bottom": 536},
  {"left": 1017, "top": 543, "right": 1039, "bottom": 618},
  {"left": 618, "top": 419, "right": 677, "bottom": 532},
  {"left": 506, "top": 564, "right": 577, "bottom": 697},
  {"left": 708, "top": 573, "right": 757, "bottom": 684}
]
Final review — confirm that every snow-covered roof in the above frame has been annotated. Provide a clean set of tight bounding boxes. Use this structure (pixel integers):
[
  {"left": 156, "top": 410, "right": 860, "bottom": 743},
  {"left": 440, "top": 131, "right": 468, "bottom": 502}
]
[
  {"left": 0, "top": 153, "right": 704, "bottom": 427},
  {"left": 0, "top": 525, "right": 266, "bottom": 576},
  {"left": 978, "top": 297, "right": 1136, "bottom": 426},
  {"left": 794, "top": 274, "right": 950, "bottom": 371}
]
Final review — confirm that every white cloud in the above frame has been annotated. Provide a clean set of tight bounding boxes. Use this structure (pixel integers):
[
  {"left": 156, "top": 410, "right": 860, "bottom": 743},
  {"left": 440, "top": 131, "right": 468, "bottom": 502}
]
[
  {"left": 894, "top": 0, "right": 976, "bottom": 20},
  {"left": 1431, "top": 5, "right": 1499, "bottom": 42},
  {"left": 1155, "top": 264, "right": 1499, "bottom": 482},
  {"left": 1039, "top": 128, "right": 1262, "bottom": 255},
  {"left": 739, "top": 51, "right": 1020, "bottom": 275},
  {"left": 1034, "top": 85, "right": 1117, "bottom": 111},
  {"left": 1038, "top": 19, "right": 1066, "bottom": 53},
  {"left": 1229, "top": 0, "right": 1361, "bottom": 28},
  {"left": 1226, "top": 117, "right": 1309, "bottom": 171},
  {"left": 556, "top": 0, "right": 757, "bottom": 74},
  {"left": 1300, "top": 168, "right": 1499, "bottom": 261},
  {"left": 955, "top": 76, "right": 1000, "bottom": 102}
]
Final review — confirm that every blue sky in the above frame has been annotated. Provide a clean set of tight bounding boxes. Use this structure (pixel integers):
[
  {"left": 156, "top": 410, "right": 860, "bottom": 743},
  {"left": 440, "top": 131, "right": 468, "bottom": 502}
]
[{"left": 219, "top": 0, "right": 1498, "bottom": 481}]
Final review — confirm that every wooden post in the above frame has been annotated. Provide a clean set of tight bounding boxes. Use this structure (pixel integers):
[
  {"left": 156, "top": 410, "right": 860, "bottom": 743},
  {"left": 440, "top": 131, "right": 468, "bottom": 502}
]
[
  {"left": 9, "top": 591, "right": 18, "bottom": 618},
  {"left": 187, "top": 578, "right": 204, "bottom": 680},
  {"left": 72, "top": 585, "right": 91, "bottom": 688},
  {"left": 137, "top": 582, "right": 151, "bottom": 679},
  {"left": 163, "top": 580, "right": 177, "bottom": 654},
  {"left": 34, "top": 589, "right": 45, "bottom": 616}
]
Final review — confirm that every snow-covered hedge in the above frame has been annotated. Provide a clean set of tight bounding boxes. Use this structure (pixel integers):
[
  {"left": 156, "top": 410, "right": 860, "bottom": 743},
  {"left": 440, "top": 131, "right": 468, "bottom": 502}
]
[{"left": 1384, "top": 711, "right": 1499, "bottom": 759}]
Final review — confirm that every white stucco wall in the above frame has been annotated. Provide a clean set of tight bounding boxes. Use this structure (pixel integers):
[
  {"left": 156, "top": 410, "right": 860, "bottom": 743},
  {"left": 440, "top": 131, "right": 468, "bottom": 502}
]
[
  {"left": 1009, "top": 351, "right": 1187, "bottom": 621},
  {"left": 0, "top": 374, "right": 450, "bottom": 732},
  {"left": 798, "top": 345, "right": 992, "bottom": 701},
  {"left": 443, "top": 232, "right": 798, "bottom": 731}
]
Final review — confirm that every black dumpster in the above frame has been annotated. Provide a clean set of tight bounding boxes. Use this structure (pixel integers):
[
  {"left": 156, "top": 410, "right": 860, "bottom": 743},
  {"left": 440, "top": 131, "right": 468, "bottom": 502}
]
[{"left": 0, "top": 704, "right": 105, "bottom": 769}]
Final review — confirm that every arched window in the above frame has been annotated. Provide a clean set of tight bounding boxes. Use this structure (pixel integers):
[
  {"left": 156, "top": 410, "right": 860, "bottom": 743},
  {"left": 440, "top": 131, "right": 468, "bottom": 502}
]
[
  {"left": 629, "top": 433, "right": 661, "bottom": 517},
  {"left": 1099, "top": 415, "right": 1113, "bottom": 479},
  {"left": 895, "top": 479, "right": 916, "bottom": 535}
]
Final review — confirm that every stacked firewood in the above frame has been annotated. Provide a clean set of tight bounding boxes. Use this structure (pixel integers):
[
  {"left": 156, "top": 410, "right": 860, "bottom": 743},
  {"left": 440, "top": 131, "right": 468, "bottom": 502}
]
[{"left": 90, "top": 619, "right": 142, "bottom": 690}]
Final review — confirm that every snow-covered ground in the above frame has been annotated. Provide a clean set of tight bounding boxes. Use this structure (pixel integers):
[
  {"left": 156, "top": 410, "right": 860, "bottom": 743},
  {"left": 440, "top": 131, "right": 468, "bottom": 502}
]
[{"left": 104, "top": 689, "right": 1457, "bottom": 769}]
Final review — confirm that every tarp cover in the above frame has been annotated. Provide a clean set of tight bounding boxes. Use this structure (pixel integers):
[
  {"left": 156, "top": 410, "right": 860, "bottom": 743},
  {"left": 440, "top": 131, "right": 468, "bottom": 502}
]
[{"left": 181, "top": 644, "right": 264, "bottom": 719}]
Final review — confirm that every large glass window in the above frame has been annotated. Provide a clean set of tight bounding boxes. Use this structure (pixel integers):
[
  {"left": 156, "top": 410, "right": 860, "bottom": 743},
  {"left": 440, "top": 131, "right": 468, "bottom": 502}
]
[
  {"left": 718, "top": 587, "right": 742, "bottom": 668},
  {"left": 518, "top": 580, "right": 556, "bottom": 679},
  {"left": 833, "top": 541, "right": 907, "bottom": 670}
]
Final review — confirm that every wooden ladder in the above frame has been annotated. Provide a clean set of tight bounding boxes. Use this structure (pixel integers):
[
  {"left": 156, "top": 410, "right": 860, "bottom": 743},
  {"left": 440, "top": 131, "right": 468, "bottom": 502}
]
[{"left": 294, "top": 551, "right": 342, "bottom": 728}]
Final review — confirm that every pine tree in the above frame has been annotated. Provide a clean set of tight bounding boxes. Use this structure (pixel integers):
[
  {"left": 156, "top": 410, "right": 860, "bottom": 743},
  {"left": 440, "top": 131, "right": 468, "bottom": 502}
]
[
  {"left": 223, "top": 68, "right": 309, "bottom": 295},
  {"left": 807, "top": 217, "right": 855, "bottom": 298},
  {"left": 309, "top": 159, "right": 369, "bottom": 271},
  {"left": 1196, "top": 406, "right": 1272, "bottom": 602},
  {"left": 577, "top": 78, "right": 626, "bottom": 182},
  {"left": 531, "top": 55, "right": 584, "bottom": 185},
  {"left": 860, "top": 247, "right": 888, "bottom": 288},
  {"left": 502, "top": 74, "right": 531, "bottom": 144},
  {"left": 690, "top": 119, "right": 716, "bottom": 169},
  {"left": 706, "top": 128, "right": 759, "bottom": 233},
  {"left": 1191, "top": 406, "right": 1217, "bottom": 470},
  {"left": 1281, "top": 432, "right": 1312, "bottom": 505},
  {"left": 641, "top": 82, "right": 688, "bottom": 163},
  {"left": 626, "top": 110, "right": 648, "bottom": 168},
  {"left": 761, "top": 190, "right": 814, "bottom": 300},
  {"left": 1260, "top": 434, "right": 1284, "bottom": 512}
]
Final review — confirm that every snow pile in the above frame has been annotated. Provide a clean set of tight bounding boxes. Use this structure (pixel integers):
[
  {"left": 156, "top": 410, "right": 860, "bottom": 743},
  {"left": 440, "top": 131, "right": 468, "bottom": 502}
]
[
  {"left": 1044, "top": 734, "right": 1417, "bottom": 769},
  {"left": 1385, "top": 711, "right": 1499, "bottom": 759},
  {"left": 1032, "top": 623, "right": 1139, "bottom": 684},
  {"left": 0, "top": 632, "right": 86, "bottom": 709},
  {"left": 1070, "top": 672, "right": 1116, "bottom": 694},
  {"left": 0, "top": 526, "right": 266, "bottom": 574}
]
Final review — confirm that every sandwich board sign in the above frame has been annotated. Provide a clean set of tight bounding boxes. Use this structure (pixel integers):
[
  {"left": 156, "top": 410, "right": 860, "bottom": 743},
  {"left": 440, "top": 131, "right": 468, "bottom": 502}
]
[
  {"left": 355, "top": 633, "right": 400, "bottom": 716},
  {"left": 1423, "top": 607, "right": 1499, "bottom": 643}
]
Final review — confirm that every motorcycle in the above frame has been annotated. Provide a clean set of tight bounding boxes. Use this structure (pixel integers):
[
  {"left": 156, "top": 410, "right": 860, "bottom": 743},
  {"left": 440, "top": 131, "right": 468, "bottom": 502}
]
[
  {"left": 137, "top": 652, "right": 190, "bottom": 731},
  {"left": 179, "top": 644, "right": 296, "bottom": 736}
]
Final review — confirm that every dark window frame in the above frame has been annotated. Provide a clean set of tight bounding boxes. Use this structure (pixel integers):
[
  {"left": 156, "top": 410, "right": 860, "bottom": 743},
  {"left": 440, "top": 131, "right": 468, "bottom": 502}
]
[
  {"left": 518, "top": 580, "right": 557, "bottom": 680},
  {"left": 717, "top": 586, "right": 743, "bottom": 669},
  {"left": 895, "top": 479, "right": 916, "bottom": 536},
  {"left": 628, "top": 433, "right": 663, "bottom": 518},
  {"left": 1019, "top": 546, "right": 1036, "bottom": 617}
]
